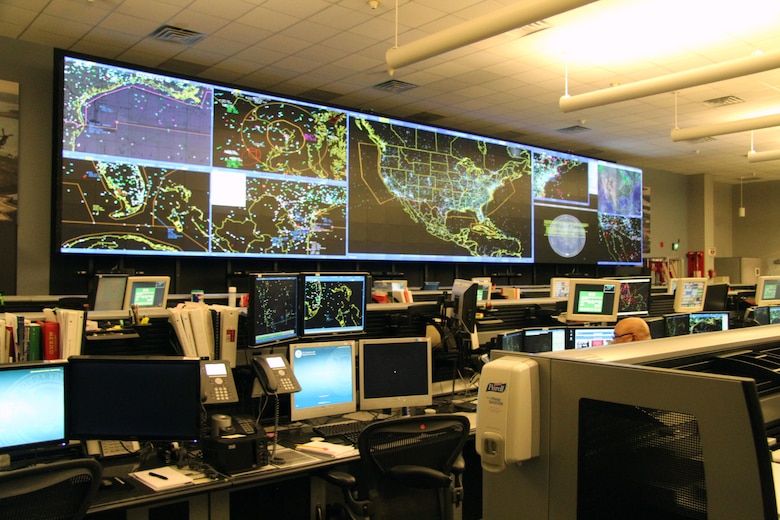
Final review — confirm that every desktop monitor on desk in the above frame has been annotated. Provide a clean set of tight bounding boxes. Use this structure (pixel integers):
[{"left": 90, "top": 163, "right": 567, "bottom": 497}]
[
  {"left": 288, "top": 340, "right": 357, "bottom": 422},
  {"left": 549, "top": 277, "right": 571, "bottom": 299},
  {"left": 301, "top": 273, "right": 368, "bottom": 337},
  {"left": 565, "top": 278, "right": 620, "bottom": 323},
  {"left": 358, "top": 337, "right": 432, "bottom": 411},
  {"left": 755, "top": 275, "right": 780, "bottom": 306},
  {"left": 616, "top": 277, "right": 651, "bottom": 317},
  {"left": 521, "top": 327, "right": 567, "bottom": 353},
  {"left": 566, "top": 327, "right": 615, "bottom": 349},
  {"left": 247, "top": 273, "right": 300, "bottom": 347},
  {"left": 664, "top": 313, "right": 690, "bottom": 337},
  {"left": 67, "top": 356, "right": 201, "bottom": 441},
  {"left": 688, "top": 312, "right": 729, "bottom": 334},
  {"left": 672, "top": 277, "right": 707, "bottom": 313},
  {"left": 0, "top": 362, "right": 67, "bottom": 460},
  {"left": 122, "top": 276, "right": 170, "bottom": 311},
  {"left": 88, "top": 273, "right": 128, "bottom": 311}
]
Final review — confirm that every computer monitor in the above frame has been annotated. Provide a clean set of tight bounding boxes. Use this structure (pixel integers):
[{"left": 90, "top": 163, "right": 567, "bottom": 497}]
[
  {"left": 358, "top": 337, "right": 432, "bottom": 411},
  {"left": 747, "top": 306, "right": 770, "bottom": 325},
  {"left": 566, "top": 278, "right": 620, "bottom": 323},
  {"left": 289, "top": 340, "right": 357, "bottom": 422},
  {"left": 422, "top": 281, "right": 440, "bottom": 291},
  {"left": 769, "top": 306, "right": 780, "bottom": 324},
  {"left": 451, "top": 279, "right": 478, "bottom": 334},
  {"left": 703, "top": 283, "right": 729, "bottom": 311},
  {"left": 672, "top": 277, "right": 707, "bottom": 313},
  {"left": 301, "top": 272, "right": 368, "bottom": 336},
  {"left": 247, "top": 273, "right": 299, "bottom": 347},
  {"left": 122, "top": 275, "right": 170, "bottom": 310},
  {"left": 755, "top": 276, "right": 780, "bottom": 306},
  {"left": 664, "top": 313, "right": 690, "bottom": 337},
  {"left": 522, "top": 327, "right": 567, "bottom": 353},
  {"left": 566, "top": 327, "right": 615, "bottom": 349},
  {"left": 67, "top": 356, "right": 201, "bottom": 440},
  {"left": 88, "top": 273, "right": 128, "bottom": 311},
  {"left": 472, "top": 277, "right": 492, "bottom": 307},
  {"left": 496, "top": 329, "right": 523, "bottom": 352},
  {"left": 616, "top": 277, "right": 651, "bottom": 317},
  {"left": 689, "top": 312, "right": 729, "bottom": 334},
  {"left": 550, "top": 277, "right": 571, "bottom": 299},
  {"left": 0, "top": 362, "right": 67, "bottom": 457}
]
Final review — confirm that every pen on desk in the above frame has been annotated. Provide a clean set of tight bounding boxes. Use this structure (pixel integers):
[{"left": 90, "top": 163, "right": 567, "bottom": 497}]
[{"left": 149, "top": 471, "right": 168, "bottom": 480}]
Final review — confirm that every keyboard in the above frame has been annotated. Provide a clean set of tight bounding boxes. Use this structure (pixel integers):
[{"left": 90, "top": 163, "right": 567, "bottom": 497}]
[{"left": 312, "top": 421, "right": 365, "bottom": 445}]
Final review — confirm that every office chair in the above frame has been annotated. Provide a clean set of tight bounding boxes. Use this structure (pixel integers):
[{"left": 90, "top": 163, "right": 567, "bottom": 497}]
[
  {"left": 0, "top": 458, "right": 102, "bottom": 520},
  {"left": 322, "top": 414, "right": 470, "bottom": 520}
]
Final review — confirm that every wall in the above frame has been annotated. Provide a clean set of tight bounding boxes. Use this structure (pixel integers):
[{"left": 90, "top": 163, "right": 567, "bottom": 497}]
[
  {"left": 0, "top": 35, "right": 701, "bottom": 295},
  {"left": 0, "top": 36, "right": 53, "bottom": 295},
  {"left": 733, "top": 180, "right": 780, "bottom": 275}
]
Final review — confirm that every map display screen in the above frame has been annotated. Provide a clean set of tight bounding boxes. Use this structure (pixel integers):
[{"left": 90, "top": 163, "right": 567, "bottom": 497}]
[{"left": 55, "top": 51, "right": 642, "bottom": 265}]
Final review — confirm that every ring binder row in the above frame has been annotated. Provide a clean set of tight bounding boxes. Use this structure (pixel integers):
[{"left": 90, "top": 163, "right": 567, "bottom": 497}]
[
  {"left": 0, "top": 308, "right": 85, "bottom": 363},
  {"left": 168, "top": 302, "right": 240, "bottom": 367}
]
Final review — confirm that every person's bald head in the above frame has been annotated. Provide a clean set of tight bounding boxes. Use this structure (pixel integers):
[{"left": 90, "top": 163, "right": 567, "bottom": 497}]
[{"left": 613, "top": 317, "right": 651, "bottom": 343}]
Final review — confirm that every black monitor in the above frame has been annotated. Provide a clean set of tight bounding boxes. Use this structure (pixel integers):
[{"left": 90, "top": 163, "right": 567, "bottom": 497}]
[
  {"left": 247, "top": 273, "right": 300, "bottom": 346},
  {"left": 358, "top": 337, "right": 432, "bottom": 411},
  {"left": 301, "top": 272, "right": 368, "bottom": 337},
  {"left": 522, "top": 327, "right": 567, "bottom": 353},
  {"left": 566, "top": 326, "right": 615, "bottom": 349},
  {"left": 288, "top": 339, "right": 357, "bottom": 422},
  {"left": 689, "top": 312, "right": 729, "bottom": 334},
  {"left": 67, "top": 356, "right": 201, "bottom": 440},
  {"left": 451, "top": 279, "right": 478, "bottom": 334},
  {"left": 664, "top": 313, "right": 690, "bottom": 337},
  {"left": 616, "top": 277, "right": 651, "bottom": 317},
  {"left": 703, "top": 283, "right": 729, "bottom": 311},
  {"left": 496, "top": 329, "right": 523, "bottom": 352},
  {"left": 0, "top": 362, "right": 67, "bottom": 457}
]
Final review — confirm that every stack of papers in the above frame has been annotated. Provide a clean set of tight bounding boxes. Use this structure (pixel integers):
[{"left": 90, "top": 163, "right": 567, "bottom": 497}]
[
  {"left": 295, "top": 440, "right": 358, "bottom": 459},
  {"left": 130, "top": 466, "right": 194, "bottom": 491}
]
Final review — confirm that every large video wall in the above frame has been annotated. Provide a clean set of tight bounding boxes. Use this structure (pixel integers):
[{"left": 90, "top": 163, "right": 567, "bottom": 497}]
[{"left": 56, "top": 52, "right": 643, "bottom": 265}]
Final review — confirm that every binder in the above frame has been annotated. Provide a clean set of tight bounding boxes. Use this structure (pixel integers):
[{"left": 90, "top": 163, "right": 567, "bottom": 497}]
[
  {"left": 26, "top": 323, "right": 41, "bottom": 361},
  {"left": 41, "top": 320, "right": 60, "bottom": 360}
]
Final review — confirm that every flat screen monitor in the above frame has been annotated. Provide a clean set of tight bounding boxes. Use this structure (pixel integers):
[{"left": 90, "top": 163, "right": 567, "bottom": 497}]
[
  {"left": 302, "top": 273, "right": 368, "bottom": 336},
  {"left": 522, "top": 327, "right": 567, "bottom": 353},
  {"left": 451, "top": 279, "right": 478, "bottom": 333},
  {"left": 550, "top": 277, "right": 571, "bottom": 299},
  {"left": 0, "top": 362, "right": 67, "bottom": 455},
  {"left": 496, "top": 329, "right": 523, "bottom": 352},
  {"left": 616, "top": 277, "right": 651, "bottom": 316},
  {"left": 566, "top": 326, "right": 615, "bottom": 349},
  {"left": 769, "top": 306, "right": 780, "bottom": 324},
  {"left": 358, "top": 337, "right": 432, "bottom": 411},
  {"left": 673, "top": 278, "right": 707, "bottom": 313},
  {"left": 688, "top": 312, "right": 729, "bottom": 334},
  {"left": 123, "top": 275, "right": 170, "bottom": 310},
  {"left": 664, "top": 313, "right": 690, "bottom": 337},
  {"left": 703, "top": 283, "right": 729, "bottom": 311},
  {"left": 747, "top": 306, "right": 769, "bottom": 325},
  {"left": 67, "top": 356, "right": 201, "bottom": 440},
  {"left": 88, "top": 273, "right": 128, "bottom": 311},
  {"left": 422, "top": 281, "right": 440, "bottom": 291},
  {"left": 755, "top": 276, "right": 780, "bottom": 306},
  {"left": 248, "top": 273, "right": 299, "bottom": 346},
  {"left": 289, "top": 340, "right": 357, "bottom": 422},
  {"left": 566, "top": 278, "right": 620, "bottom": 323}
]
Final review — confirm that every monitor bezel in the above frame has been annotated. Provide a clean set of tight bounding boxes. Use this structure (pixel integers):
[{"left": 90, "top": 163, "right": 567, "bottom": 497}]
[
  {"left": 672, "top": 277, "right": 708, "bottom": 313},
  {"left": 288, "top": 339, "right": 357, "bottom": 422},
  {"left": 122, "top": 275, "right": 170, "bottom": 310},
  {"left": 301, "top": 272, "right": 369, "bottom": 337},
  {"left": 358, "top": 336, "right": 433, "bottom": 411},
  {"left": 247, "top": 272, "right": 300, "bottom": 347},
  {"left": 566, "top": 278, "right": 620, "bottom": 323},
  {"left": 755, "top": 276, "right": 780, "bottom": 307},
  {"left": 0, "top": 361, "right": 68, "bottom": 455}
]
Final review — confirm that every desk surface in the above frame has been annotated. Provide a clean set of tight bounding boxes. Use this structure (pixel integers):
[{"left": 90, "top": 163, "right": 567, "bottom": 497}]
[{"left": 88, "top": 411, "right": 477, "bottom": 516}]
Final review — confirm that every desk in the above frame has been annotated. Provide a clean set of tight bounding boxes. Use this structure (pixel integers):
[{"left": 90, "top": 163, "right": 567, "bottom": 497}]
[{"left": 86, "top": 412, "right": 479, "bottom": 520}]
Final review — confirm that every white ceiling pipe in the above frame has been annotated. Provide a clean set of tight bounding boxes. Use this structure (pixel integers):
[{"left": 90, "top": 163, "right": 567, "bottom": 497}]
[
  {"left": 560, "top": 48, "right": 780, "bottom": 113},
  {"left": 748, "top": 148, "right": 780, "bottom": 163},
  {"left": 671, "top": 112, "right": 780, "bottom": 142},
  {"left": 385, "top": 0, "right": 597, "bottom": 74}
]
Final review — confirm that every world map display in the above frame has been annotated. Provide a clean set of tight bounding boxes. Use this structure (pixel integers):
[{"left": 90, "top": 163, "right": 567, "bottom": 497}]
[{"left": 57, "top": 53, "right": 643, "bottom": 265}]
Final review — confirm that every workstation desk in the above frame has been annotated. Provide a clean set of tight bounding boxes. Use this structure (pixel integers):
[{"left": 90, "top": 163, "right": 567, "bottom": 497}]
[{"left": 86, "top": 411, "right": 479, "bottom": 520}]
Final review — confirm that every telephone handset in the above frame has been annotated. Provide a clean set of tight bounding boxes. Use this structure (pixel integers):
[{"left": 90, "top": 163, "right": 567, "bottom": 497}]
[
  {"left": 201, "top": 360, "right": 239, "bottom": 404},
  {"left": 251, "top": 354, "right": 301, "bottom": 394}
]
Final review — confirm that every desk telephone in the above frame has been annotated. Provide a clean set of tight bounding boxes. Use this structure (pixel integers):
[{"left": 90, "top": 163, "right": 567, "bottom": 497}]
[
  {"left": 200, "top": 359, "right": 239, "bottom": 404},
  {"left": 251, "top": 354, "right": 301, "bottom": 394}
]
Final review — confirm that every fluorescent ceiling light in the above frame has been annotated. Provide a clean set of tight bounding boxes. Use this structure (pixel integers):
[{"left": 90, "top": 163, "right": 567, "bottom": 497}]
[
  {"left": 560, "top": 48, "right": 780, "bottom": 113},
  {"left": 385, "top": 0, "right": 597, "bottom": 74},
  {"left": 671, "top": 112, "right": 780, "bottom": 142}
]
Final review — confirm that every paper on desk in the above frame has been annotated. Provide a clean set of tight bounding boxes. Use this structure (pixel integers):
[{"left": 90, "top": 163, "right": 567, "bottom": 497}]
[
  {"left": 295, "top": 440, "right": 358, "bottom": 459},
  {"left": 130, "top": 466, "right": 194, "bottom": 491}
]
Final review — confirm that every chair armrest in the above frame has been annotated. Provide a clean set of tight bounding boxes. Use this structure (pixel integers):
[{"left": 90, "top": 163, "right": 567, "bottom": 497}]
[
  {"left": 452, "top": 454, "right": 465, "bottom": 475},
  {"left": 320, "top": 470, "right": 357, "bottom": 490},
  {"left": 387, "top": 465, "right": 451, "bottom": 488}
]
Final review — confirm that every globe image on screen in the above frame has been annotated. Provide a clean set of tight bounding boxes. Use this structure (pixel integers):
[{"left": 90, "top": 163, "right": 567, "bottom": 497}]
[{"left": 547, "top": 214, "right": 586, "bottom": 258}]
